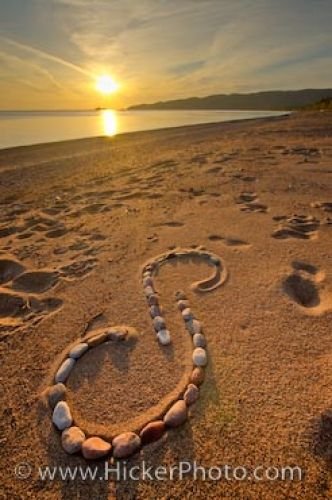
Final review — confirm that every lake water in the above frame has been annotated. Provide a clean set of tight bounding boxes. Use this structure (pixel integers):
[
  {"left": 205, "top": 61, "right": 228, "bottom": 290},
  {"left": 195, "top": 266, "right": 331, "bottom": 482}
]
[{"left": 0, "top": 109, "right": 287, "bottom": 150}]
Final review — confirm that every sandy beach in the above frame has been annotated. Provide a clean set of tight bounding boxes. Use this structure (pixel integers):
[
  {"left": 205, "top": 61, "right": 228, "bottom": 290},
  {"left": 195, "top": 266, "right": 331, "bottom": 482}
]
[{"left": 1, "top": 111, "right": 332, "bottom": 499}]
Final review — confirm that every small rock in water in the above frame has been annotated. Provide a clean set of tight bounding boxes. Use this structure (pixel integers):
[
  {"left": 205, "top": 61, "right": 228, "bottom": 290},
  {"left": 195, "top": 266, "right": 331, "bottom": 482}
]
[
  {"left": 150, "top": 305, "right": 161, "bottom": 318},
  {"left": 178, "top": 300, "right": 189, "bottom": 311},
  {"left": 153, "top": 316, "right": 166, "bottom": 331},
  {"left": 140, "top": 421, "right": 165, "bottom": 445},
  {"left": 112, "top": 432, "right": 141, "bottom": 458},
  {"left": 143, "top": 276, "right": 153, "bottom": 287},
  {"left": 193, "top": 333, "right": 206, "bottom": 348},
  {"left": 186, "top": 319, "right": 202, "bottom": 335},
  {"left": 157, "top": 329, "right": 171, "bottom": 345},
  {"left": 193, "top": 347, "right": 207, "bottom": 367},
  {"left": 55, "top": 358, "right": 75, "bottom": 383},
  {"left": 82, "top": 437, "right": 111, "bottom": 459},
  {"left": 175, "top": 290, "right": 187, "bottom": 301},
  {"left": 184, "top": 384, "right": 199, "bottom": 405},
  {"left": 164, "top": 400, "right": 187, "bottom": 427},
  {"left": 182, "top": 308, "right": 193, "bottom": 321},
  {"left": 190, "top": 367, "right": 205, "bottom": 386},
  {"left": 47, "top": 383, "right": 66, "bottom": 409},
  {"left": 69, "top": 343, "right": 88, "bottom": 359},
  {"left": 52, "top": 401, "right": 72, "bottom": 430},
  {"left": 61, "top": 426, "right": 85, "bottom": 454}
]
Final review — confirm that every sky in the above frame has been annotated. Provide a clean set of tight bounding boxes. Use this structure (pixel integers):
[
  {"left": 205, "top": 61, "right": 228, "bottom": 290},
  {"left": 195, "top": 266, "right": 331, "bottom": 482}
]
[{"left": 0, "top": 0, "right": 331, "bottom": 110}]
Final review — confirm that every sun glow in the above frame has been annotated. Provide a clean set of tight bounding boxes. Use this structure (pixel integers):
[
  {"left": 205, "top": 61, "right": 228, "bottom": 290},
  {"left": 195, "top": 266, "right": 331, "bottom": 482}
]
[
  {"left": 101, "top": 109, "right": 117, "bottom": 136},
  {"left": 95, "top": 75, "right": 119, "bottom": 95}
]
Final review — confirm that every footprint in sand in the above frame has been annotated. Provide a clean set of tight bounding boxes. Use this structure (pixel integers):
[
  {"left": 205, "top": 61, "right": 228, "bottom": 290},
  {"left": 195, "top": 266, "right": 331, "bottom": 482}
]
[
  {"left": 11, "top": 271, "right": 59, "bottom": 294},
  {"left": 0, "top": 259, "right": 25, "bottom": 285},
  {"left": 236, "top": 191, "right": 268, "bottom": 213},
  {"left": 272, "top": 215, "right": 320, "bottom": 240},
  {"left": 208, "top": 234, "right": 251, "bottom": 248},
  {"left": 282, "top": 261, "right": 331, "bottom": 314}
]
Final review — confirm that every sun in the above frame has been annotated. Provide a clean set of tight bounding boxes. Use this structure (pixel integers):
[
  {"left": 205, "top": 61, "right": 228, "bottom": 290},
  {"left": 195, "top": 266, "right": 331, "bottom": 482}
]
[{"left": 95, "top": 75, "right": 119, "bottom": 95}]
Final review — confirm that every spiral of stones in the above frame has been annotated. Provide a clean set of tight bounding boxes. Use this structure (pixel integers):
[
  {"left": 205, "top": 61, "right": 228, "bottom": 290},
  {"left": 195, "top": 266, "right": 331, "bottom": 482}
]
[{"left": 46, "top": 248, "right": 222, "bottom": 460}]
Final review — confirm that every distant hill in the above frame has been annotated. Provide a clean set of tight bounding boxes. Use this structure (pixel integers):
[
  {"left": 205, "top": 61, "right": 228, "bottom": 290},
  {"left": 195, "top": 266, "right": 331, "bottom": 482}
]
[
  {"left": 299, "top": 97, "right": 332, "bottom": 111},
  {"left": 128, "top": 89, "right": 332, "bottom": 111}
]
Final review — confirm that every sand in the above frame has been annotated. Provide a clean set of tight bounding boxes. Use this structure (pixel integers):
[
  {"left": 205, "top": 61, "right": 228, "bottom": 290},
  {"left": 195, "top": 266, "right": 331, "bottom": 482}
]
[{"left": 0, "top": 111, "right": 332, "bottom": 499}]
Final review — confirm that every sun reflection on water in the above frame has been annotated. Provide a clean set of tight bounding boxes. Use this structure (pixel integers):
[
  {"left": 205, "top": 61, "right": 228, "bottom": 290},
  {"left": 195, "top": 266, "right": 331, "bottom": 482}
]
[{"left": 101, "top": 109, "right": 117, "bottom": 136}]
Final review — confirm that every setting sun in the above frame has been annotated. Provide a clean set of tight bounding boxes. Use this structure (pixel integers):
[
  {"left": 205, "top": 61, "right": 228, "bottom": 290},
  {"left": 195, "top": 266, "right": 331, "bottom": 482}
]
[{"left": 95, "top": 75, "right": 119, "bottom": 95}]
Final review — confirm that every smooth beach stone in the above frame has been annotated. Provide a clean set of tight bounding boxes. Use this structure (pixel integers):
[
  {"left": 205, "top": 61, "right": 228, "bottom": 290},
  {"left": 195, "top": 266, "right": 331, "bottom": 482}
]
[
  {"left": 69, "top": 343, "right": 89, "bottom": 359},
  {"left": 150, "top": 305, "right": 161, "bottom": 318},
  {"left": 190, "top": 367, "right": 205, "bottom": 386},
  {"left": 112, "top": 432, "right": 141, "bottom": 459},
  {"left": 143, "top": 276, "right": 153, "bottom": 287},
  {"left": 157, "top": 329, "right": 171, "bottom": 345},
  {"left": 175, "top": 290, "right": 187, "bottom": 301},
  {"left": 186, "top": 319, "right": 202, "bottom": 335},
  {"left": 193, "top": 333, "right": 206, "bottom": 348},
  {"left": 140, "top": 421, "right": 166, "bottom": 445},
  {"left": 164, "top": 400, "right": 187, "bottom": 428},
  {"left": 86, "top": 332, "right": 108, "bottom": 347},
  {"left": 47, "top": 383, "right": 66, "bottom": 409},
  {"left": 55, "top": 358, "right": 75, "bottom": 383},
  {"left": 182, "top": 308, "right": 193, "bottom": 321},
  {"left": 148, "top": 294, "right": 159, "bottom": 306},
  {"left": 178, "top": 300, "right": 189, "bottom": 312},
  {"left": 193, "top": 347, "right": 207, "bottom": 367},
  {"left": 61, "top": 426, "right": 85, "bottom": 454},
  {"left": 153, "top": 315, "right": 166, "bottom": 331},
  {"left": 82, "top": 437, "right": 111, "bottom": 460},
  {"left": 184, "top": 384, "right": 199, "bottom": 406},
  {"left": 52, "top": 401, "right": 73, "bottom": 430}
]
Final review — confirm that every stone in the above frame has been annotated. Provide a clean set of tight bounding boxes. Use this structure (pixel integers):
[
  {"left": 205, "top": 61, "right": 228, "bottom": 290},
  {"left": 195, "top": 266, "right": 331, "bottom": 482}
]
[
  {"left": 61, "top": 426, "right": 85, "bottom": 454},
  {"left": 193, "top": 347, "right": 207, "bottom": 367},
  {"left": 157, "top": 329, "right": 171, "bottom": 345},
  {"left": 52, "top": 401, "right": 73, "bottom": 430},
  {"left": 190, "top": 367, "right": 205, "bottom": 386},
  {"left": 144, "top": 286, "right": 154, "bottom": 297},
  {"left": 183, "top": 384, "right": 199, "bottom": 405},
  {"left": 182, "top": 308, "right": 193, "bottom": 321},
  {"left": 148, "top": 294, "right": 159, "bottom": 306},
  {"left": 47, "top": 383, "right": 66, "bottom": 409},
  {"left": 164, "top": 400, "right": 187, "bottom": 427},
  {"left": 69, "top": 343, "right": 88, "bottom": 359},
  {"left": 140, "top": 421, "right": 165, "bottom": 445},
  {"left": 175, "top": 290, "right": 187, "bottom": 301},
  {"left": 150, "top": 305, "right": 161, "bottom": 318},
  {"left": 193, "top": 333, "right": 206, "bottom": 348},
  {"left": 86, "top": 332, "right": 108, "bottom": 347},
  {"left": 112, "top": 432, "right": 141, "bottom": 458},
  {"left": 143, "top": 276, "right": 153, "bottom": 287},
  {"left": 82, "top": 437, "right": 111, "bottom": 459},
  {"left": 177, "top": 300, "right": 189, "bottom": 311},
  {"left": 55, "top": 358, "right": 75, "bottom": 383},
  {"left": 186, "top": 319, "right": 202, "bottom": 335},
  {"left": 153, "top": 316, "right": 166, "bottom": 331}
]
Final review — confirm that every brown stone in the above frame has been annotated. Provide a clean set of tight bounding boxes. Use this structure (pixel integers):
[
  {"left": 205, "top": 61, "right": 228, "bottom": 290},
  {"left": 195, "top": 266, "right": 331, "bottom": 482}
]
[
  {"left": 82, "top": 437, "right": 111, "bottom": 459},
  {"left": 183, "top": 384, "right": 199, "bottom": 406},
  {"left": 112, "top": 432, "right": 141, "bottom": 458},
  {"left": 190, "top": 367, "right": 205, "bottom": 386},
  {"left": 164, "top": 400, "right": 187, "bottom": 428},
  {"left": 140, "top": 421, "right": 165, "bottom": 445},
  {"left": 86, "top": 332, "right": 109, "bottom": 347},
  {"left": 62, "top": 426, "right": 85, "bottom": 454}
]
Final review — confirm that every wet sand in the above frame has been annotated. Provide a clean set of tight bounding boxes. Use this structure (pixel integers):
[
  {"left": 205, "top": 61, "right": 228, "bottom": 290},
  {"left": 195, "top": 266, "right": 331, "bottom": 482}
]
[{"left": 0, "top": 111, "right": 332, "bottom": 499}]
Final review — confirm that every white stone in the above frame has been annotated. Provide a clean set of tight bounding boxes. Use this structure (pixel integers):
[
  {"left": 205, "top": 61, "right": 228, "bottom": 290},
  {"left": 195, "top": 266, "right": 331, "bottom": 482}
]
[
  {"left": 186, "top": 319, "right": 202, "bottom": 335},
  {"left": 192, "top": 347, "right": 207, "bottom": 367},
  {"left": 69, "top": 343, "right": 88, "bottom": 359},
  {"left": 182, "top": 308, "right": 193, "bottom": 321},
  {"left": 157, "top": 329, "right": 171, "bottom": 345},
  {"left": 153, "top": 316, "right": 166, "bottom": 331},
  {"left": 55, "top": 358, "right": 75, "bottom": 383},
  {"left": 193, "top": 333, "right": 206, "bottom": 348},
  {"left": 52, "top": 401, "right": 73, "bottom": 430}
]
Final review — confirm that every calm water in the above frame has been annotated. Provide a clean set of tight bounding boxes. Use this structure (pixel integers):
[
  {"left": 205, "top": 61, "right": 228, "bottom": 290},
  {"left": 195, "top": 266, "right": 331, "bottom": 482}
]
[{"left": 0, "top": 109, "right": 287, "bottom": 150}]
